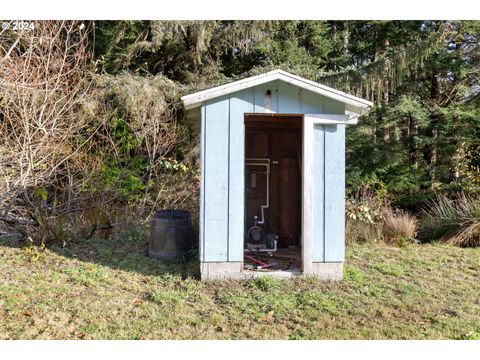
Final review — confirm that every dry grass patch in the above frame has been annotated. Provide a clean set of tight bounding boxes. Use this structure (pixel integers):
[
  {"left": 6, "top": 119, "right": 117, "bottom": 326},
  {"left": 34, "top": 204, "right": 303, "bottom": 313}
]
[
  {"left": 447, "top": 222, "right": 480, "bottom": 247},
  {"left": 383, "top": 210, "right": 418, "bottom": 246}
]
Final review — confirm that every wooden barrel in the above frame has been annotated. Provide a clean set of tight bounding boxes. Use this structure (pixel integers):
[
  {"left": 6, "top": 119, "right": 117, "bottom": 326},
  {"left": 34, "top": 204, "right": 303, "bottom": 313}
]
[{"left": 149, "top": 210, "right": 193, "bottom": 261}]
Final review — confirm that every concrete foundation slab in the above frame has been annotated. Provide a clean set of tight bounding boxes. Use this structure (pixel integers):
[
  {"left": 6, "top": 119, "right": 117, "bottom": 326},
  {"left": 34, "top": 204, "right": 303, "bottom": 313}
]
[
  {"left": 200, "top": 261, "right": 344, "bottom": 281},
  {"left": 200, "top": 262, "right": 243, "bottom": 280}
]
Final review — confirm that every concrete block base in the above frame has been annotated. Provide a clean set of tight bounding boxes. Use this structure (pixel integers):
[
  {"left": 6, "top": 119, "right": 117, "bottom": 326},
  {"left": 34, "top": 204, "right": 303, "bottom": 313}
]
[
  {"left": 200, "top": 262, "right": 243, "bottom": 280},
  {"left": 308, "top": 262, "right": 344, "bottom": 280},
  {"left": 200, "top": 261, "right": 344, "bottom": 281}
]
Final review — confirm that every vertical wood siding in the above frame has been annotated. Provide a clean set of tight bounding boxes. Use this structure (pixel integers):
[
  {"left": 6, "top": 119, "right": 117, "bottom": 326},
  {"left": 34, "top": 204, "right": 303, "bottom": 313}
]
[
  {"left": 312, "top": 124, "right": 325, "bottom": 262},
  {"left": 278, "top": 81, "right": 302, "bottom": 113},
  {"left": 323, "top": 124, "right": 346, "bottom": 262},
  {"left": 228, "top": 89, "right": 254, "bottom": 261},
  {"left": 203, "top": 96, "right": 230, "bottom": 261},
  {"left": 310, "top": 124, "right": 346, "bottom": 263},
  {"left": 301, "top": 89, "right": 325, "bottom": 114},
  {"left": 199, "top": 104, "right": 205, "bottom": 261}
]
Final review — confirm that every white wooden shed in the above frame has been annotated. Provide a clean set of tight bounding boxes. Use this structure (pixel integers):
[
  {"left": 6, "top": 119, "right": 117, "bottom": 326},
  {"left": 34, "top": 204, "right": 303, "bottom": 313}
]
[{"left": 181, "top": 69, "right": 372, "bottom": 280}]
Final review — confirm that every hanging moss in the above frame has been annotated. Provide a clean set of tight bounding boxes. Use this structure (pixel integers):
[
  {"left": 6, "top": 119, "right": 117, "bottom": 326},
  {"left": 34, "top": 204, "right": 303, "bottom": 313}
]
[{"left": 317, "top": 23, "right": 451, "bottom": 103}]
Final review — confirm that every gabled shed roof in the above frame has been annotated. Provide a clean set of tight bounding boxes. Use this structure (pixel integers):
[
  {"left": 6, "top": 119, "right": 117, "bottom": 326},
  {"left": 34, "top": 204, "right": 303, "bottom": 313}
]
[{"left": 181, "top": 69, "right": 373, "bottom": 114}]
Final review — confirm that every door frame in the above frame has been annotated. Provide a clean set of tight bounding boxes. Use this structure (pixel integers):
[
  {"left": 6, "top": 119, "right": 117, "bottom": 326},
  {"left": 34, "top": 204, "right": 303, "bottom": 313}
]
[
  {"left": 302, "top": 114, "right": 313, "bottom": 273},
  {"left": 242, "top": 113, "right": 353, "bottom": 273},
  {"left": 243, "top": 113, "right": 303, "bottom": 270},
  {"left": 302, "top": 113, "right": 357, "bottom": 274}
]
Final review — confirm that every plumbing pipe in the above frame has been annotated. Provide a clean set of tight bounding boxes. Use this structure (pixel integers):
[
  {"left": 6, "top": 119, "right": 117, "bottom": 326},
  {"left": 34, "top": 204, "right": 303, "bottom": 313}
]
[
  {"left": 245, "top": 158, "right": 270, "bottom": 225},
  {"left": 244, "top": 239, "right": 277, "bottom": 253}
]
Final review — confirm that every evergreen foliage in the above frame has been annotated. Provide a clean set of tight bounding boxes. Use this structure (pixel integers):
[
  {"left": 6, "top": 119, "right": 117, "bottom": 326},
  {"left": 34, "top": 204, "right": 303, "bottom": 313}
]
[
  {"left": 91, "top": 20, "right": 480, "bottom": 205},
  {"left": 2, "top": 20, "right": 480, "bottom": 242}
]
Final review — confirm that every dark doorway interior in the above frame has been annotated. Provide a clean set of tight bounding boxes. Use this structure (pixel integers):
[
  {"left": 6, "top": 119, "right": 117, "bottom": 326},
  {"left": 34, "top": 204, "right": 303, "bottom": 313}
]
[{"left": 244, "top": 114, "right": 302, "bottom": 266}]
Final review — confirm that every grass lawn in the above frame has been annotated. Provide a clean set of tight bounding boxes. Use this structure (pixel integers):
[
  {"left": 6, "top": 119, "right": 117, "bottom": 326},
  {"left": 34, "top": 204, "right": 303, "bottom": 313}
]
[{"left": 1, "top": 230, "right": 480, "bottom": 340}]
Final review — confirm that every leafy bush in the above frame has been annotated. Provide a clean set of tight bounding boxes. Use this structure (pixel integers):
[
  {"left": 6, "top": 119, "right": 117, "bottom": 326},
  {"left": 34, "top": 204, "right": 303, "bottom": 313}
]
[
  {"left": 96, "top": 163, "right": 146, "bottom": 203},
  {"left": 346, "top": 197, "right": 384, "bottom": 244},
  {"left": 346, "top": 194, "right": 419, "bottom": 246}
]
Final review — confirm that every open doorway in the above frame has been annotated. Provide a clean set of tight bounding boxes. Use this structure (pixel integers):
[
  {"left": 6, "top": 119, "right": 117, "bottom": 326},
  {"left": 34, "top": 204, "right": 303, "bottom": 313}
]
[{"left": 244, "top": 114, "right": 303, "bottom": 274}]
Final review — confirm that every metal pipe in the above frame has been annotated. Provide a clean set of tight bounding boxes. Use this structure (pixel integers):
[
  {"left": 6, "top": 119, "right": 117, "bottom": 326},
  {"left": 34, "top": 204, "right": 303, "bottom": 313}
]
[
  {"left": 244, "top": 239, "right": 277, "bottom": 253},
  {"left": 245, "top": 158, "right": 270, "bottom": 225}
]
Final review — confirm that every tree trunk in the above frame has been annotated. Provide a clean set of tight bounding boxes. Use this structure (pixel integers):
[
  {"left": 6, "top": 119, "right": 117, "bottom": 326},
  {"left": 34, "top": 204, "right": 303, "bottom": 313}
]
[
  {"left": 427, "top": 72, "right": 440, "bottom": 187},
  {"left": 382, "top": 39, "right": 391, "bottom": 144},
  {"left": 408, "top": 114, "right": 419, "bottom": 169},
  {"left": 343, "top": 22, "right": 349, "bottom": 55}
]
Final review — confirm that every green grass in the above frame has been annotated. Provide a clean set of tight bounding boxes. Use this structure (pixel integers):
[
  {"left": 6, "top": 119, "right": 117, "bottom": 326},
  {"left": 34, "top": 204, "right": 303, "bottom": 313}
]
[{"left": 1, "top": 231, "right": 480, "bottom": 339}]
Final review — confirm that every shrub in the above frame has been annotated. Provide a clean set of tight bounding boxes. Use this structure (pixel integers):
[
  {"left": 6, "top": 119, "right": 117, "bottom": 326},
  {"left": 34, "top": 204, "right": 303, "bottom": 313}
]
[
  {"left": 419, "top": 196, "right": 462, "bottom": 241},
  {"left": 346, "top": 219, "right": 383, "bottom": 244},
  {"left": 383, "top": 210, "right": 418, "bottom": 246},
  {"left": 419, "top": 194, "right": 480, "bottom": 246},
  {"left": 345, "top": 197, "right": 384, "bottom": 244},
  {"left": 345, "top": 194, "right": 419, "bottom": 246},
  {"left": 447, "top": 222, "right": 480, "bottom": 247},
  {"left": 0, "top": 36, "right": 198, "bottom": 244}
]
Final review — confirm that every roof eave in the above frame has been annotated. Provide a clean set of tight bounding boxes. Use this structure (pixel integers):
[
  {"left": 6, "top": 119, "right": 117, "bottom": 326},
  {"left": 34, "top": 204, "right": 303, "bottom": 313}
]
[{"left": 181, "top": 69, "right": 373, "bottom": 114}]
